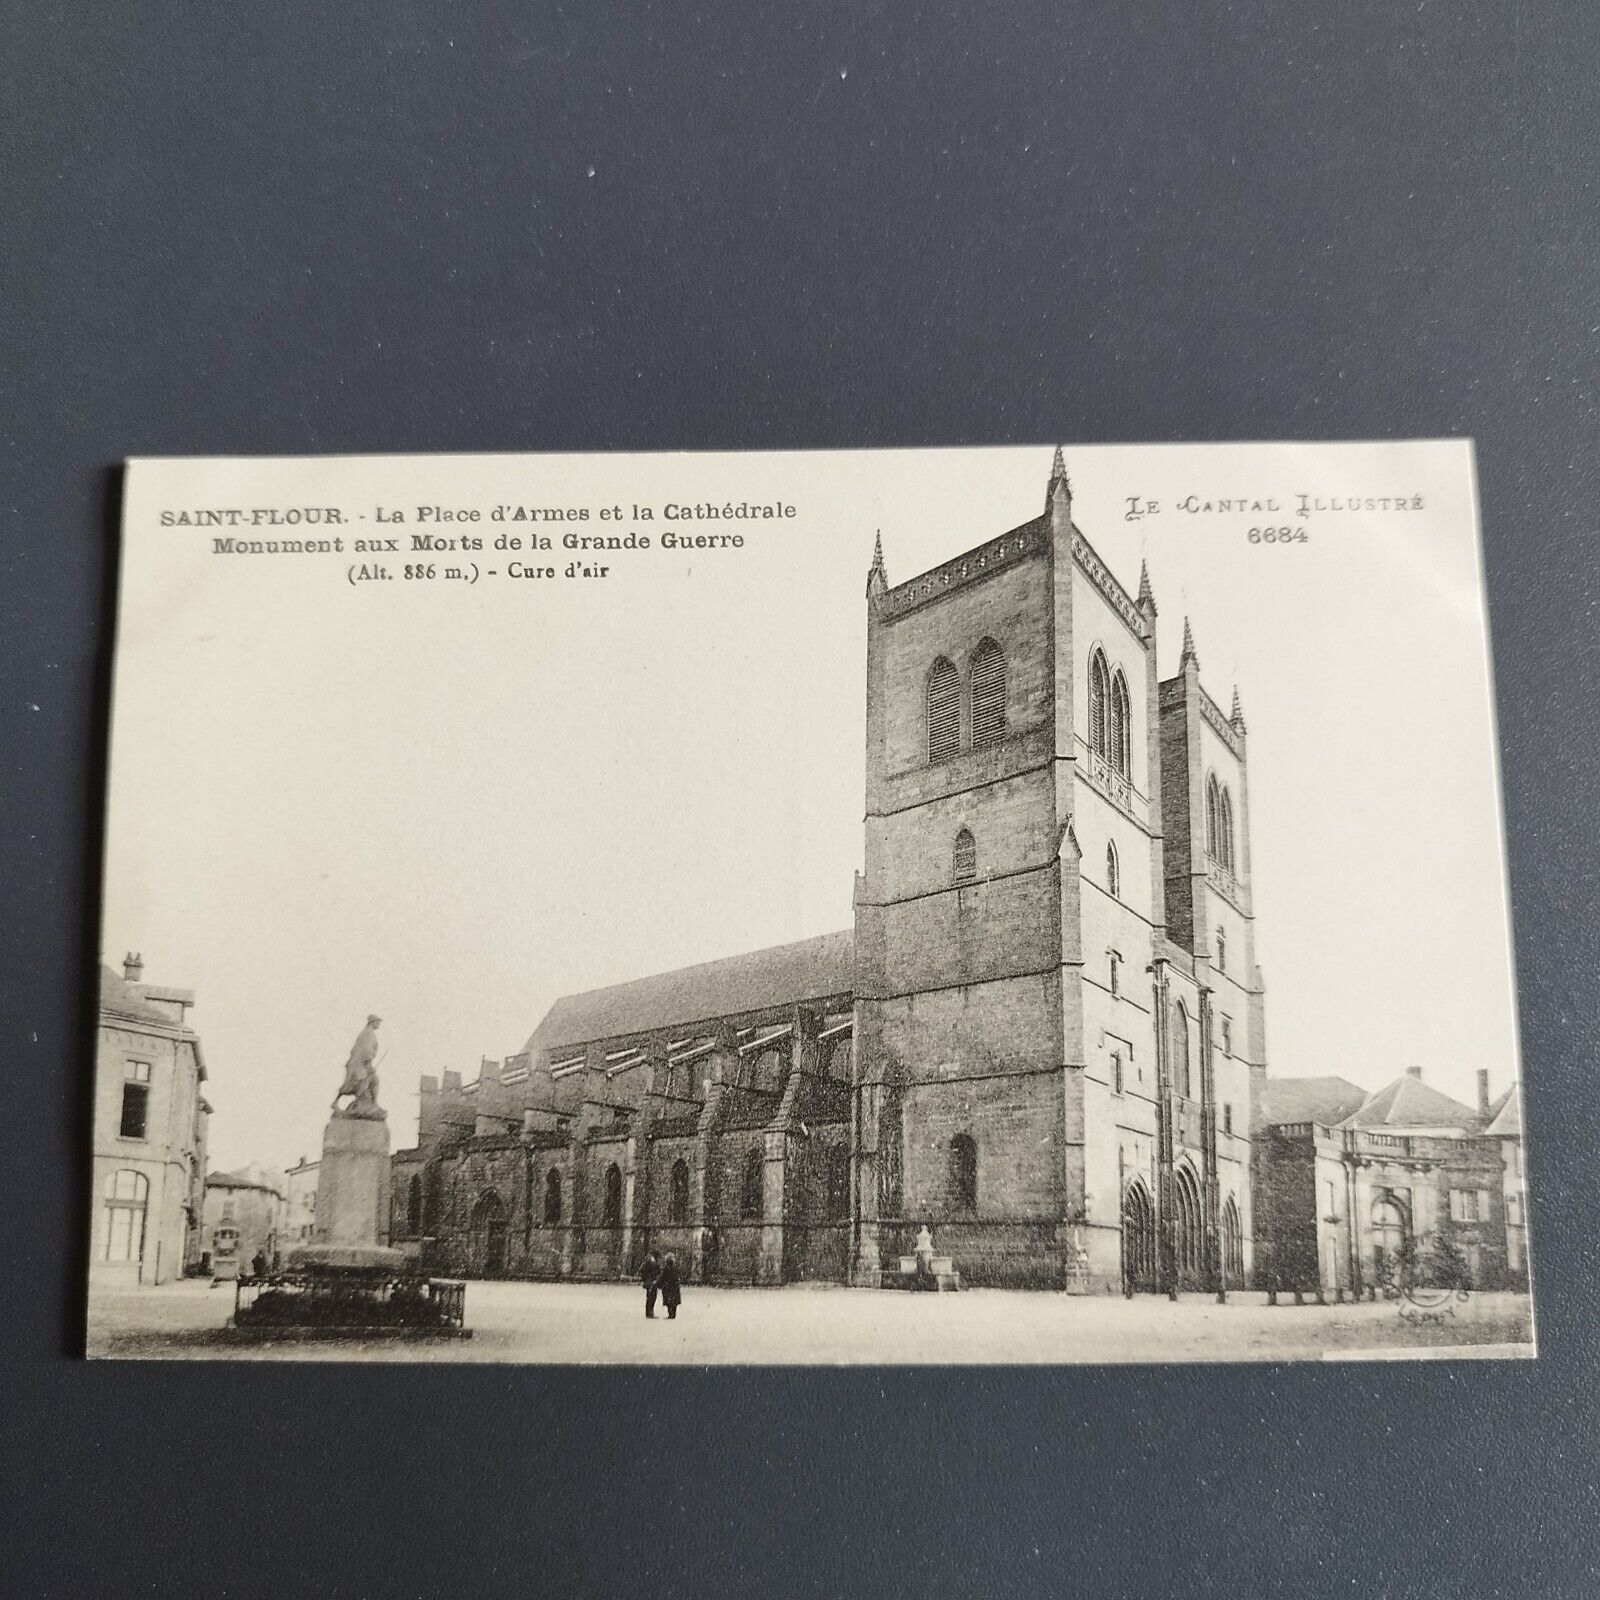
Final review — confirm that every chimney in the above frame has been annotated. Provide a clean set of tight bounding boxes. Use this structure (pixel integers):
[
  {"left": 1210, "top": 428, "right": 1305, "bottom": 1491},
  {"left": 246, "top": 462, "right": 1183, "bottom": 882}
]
[
  {"left": 1406, "top": 1065, "right": 1423, "bottom": 1079},
  {"left": 1478, "top": 1069, "right": 1491, "bottom": 1118},
  {"left": 123, "top": 951, "right": 144, "bottom": 983}
]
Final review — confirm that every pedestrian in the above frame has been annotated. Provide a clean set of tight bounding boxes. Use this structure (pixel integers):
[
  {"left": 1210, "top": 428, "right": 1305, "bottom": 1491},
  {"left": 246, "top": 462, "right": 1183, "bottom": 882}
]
[
  {"left": 640, "top": 1248, "right": 661, "bottom": 1318},
  {"left": 251, "top": 1248, "right": 268, "bottom": 1279},
  {"left": 659, "top": 1252, "right": 682, "bottom": 1320}
]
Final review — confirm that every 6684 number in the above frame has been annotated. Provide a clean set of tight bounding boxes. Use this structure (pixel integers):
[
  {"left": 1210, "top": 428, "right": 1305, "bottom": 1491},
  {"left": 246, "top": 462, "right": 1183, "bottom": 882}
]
[{"left": 1247, "top": 527, "right": 1308, "bottom": 544}]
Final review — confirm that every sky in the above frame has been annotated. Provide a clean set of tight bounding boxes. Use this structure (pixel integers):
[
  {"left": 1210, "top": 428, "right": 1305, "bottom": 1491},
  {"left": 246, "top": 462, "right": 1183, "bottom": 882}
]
[{"left": 101, "top": 441, "right": 1520, "bottom": 1175}]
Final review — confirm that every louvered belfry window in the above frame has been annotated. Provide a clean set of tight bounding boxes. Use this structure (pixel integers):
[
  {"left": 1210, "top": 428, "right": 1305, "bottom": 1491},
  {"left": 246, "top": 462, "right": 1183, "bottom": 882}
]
[
  {"left": 1089, "top": 650, "right": 1111, "bottom": 758},
  {"left": 927, "top": 657, "right": 961, "bottom": 763},
  {"left": 1110, "top": 671, "right": 1131, "bottom": 776},
  {"left": 953, "top": 828, "right": 977, "bottom": 885},
  {"left": 969, "top": 638, "right": 1007, "bottom": 748}
]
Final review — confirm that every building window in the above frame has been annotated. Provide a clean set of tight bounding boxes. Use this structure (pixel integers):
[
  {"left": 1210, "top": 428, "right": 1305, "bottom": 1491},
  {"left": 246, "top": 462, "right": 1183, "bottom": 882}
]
[
  {"left": 1325, "top": 1181, "right": 1337, "bottom": 1217},
  {"left": 927, "top": 657, "right": 961, "bottom": 763},
  {"left": 969, "top": 638, "right": 1007, "bottom": 748},
  {"left": 1223, "top": 1103, "right": 1233, "bottom": 1136},
  {"left": 602, "top": 1164, "right": 623, "bottom": 1227},
  {"left": 1207, "top": 777, "right": 1237, "bottom": 870},
  {"left": 1088, "top": 649, "right": 1111, "bottom": 759},
  {"left": 1109, "top": 951, "right": 1120, "bottom": 995},
  {"left": 669, "top": 1159, "right": 690, "bottom": 1224},
  {"left": 1109, "top": 669, "right": 1131, "bottom": 777},
  {"left": 101, "top": 1169, "right": 149, "bottom": 1263},
  {"left": 1221, "top": 1018, "right": 1232, "bottom": 1056},
  {"left": 1171, "top": 1001, "right": 1192, "bottom": 1099},
  {"left": 953, "top": 827, "right": 977, "bottom": 885},
  {"left": 1106, "top": 841, "right": 1120, "bottom": 900},
  {"left": 826, "top": 1147, "right": 851, "bottom": 1221},
  {"left": 120, "top": 1061, "right": 151, "bottom": 1140},
  {"left": 543, "top": 1168, "right": 562, "bottom": 1224},
  {"left": 1216, "top": 929, "right": 1227, "bottom": 974},
  {"left": 740, "top": 1149, "right": 764, "bottom": 1219},
  {"left": 950, "top": 1134, "right": 978, "bottom": 1211},
  {"left": 222, "top": 1196, "right": 236, "bottom": 1223},
  {"left": 1111, "top": 1050, "right": 1125, "bottom": 1096}
]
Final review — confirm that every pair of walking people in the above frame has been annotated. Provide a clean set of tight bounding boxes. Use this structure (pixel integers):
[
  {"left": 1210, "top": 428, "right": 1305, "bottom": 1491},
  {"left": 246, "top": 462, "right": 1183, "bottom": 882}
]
[{"left": 640, "top": 1250, "right": 682, "bottom": 1319}]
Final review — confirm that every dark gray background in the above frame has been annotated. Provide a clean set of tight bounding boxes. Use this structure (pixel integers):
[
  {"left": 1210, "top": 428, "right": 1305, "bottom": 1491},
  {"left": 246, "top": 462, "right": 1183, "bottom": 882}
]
[{"left": 5, "top": 3, "right": 1598, "bottom": 1596}]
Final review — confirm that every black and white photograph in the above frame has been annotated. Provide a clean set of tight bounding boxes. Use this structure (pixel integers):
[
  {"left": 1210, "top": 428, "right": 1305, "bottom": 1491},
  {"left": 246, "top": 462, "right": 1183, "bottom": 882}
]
[{"left": 88, "top": 440, "right": 1532, "bottom": 1363}]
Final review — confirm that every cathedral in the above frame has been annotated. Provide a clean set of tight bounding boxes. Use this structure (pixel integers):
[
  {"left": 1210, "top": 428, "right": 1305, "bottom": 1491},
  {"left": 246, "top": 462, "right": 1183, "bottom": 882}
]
[{"left": 393, "top": 451, "right": 1266, "bottom": 1293}]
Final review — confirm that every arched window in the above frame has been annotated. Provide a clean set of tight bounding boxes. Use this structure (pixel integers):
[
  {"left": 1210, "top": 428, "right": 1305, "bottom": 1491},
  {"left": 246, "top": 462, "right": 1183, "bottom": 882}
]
[
  {"left": 1219, "top": 788, "right": 1236, "bottom": 871},
  {"left": 1106, "top": 840, "right": 1120, "bottom": 899},
  {"left": 1216, "top": 928, "right": 1227, "bottom": 974},
  {"left": 669, "top": 1159, "right": 690, "bottom": 1224},
  {"left": 1110, "top": 669, "right": 1132, "bottom": 776},
  {"left": 826, "top": 1147, "right": 851, "bottom": 1221},
  {"left": 927, "top": 657, "right": 961, "bottom": 763},
  {"left": 1088, "top": 649, "right": 1111, "bottom": 758},
  {"left": 1171, "top": 1000, "right": 1192, "bottom": 1100},
  {"left": 424, "top": 1165, "right": 443, "bottom": 1231},
  {"left": 602, "top": 1163, "right": 623, "bottom": 1227},
  {"left": 406, "top": 1174, "right": 422, "bottom": 1235},
  {"left": 1205, "top": 774, "right": 1222, "bottom": 860},
  {"left": 744, "top": 1047, "right": 782, "bottom": 1091},
  {"left": 950, "top": 1134, "right": 978, "bottom": 1211},
  {"left": 969, "top": 638, "right": 1007, "bottom": 748},
  {"left": 543, "top": 1167, "right": 562, "bottom": 1224},
  {"left": 740, "top": 1148, "right": 764, "bottom": 1219},
  {"left": 101, "top": 1168, "right": 149, "bottom": 1263},
  {"left": 953, "top": 827, "right": 977, "bottom": 885}
]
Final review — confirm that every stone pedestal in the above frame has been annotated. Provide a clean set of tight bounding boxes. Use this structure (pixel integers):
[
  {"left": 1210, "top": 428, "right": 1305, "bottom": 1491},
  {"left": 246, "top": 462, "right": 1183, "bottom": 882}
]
[{"left": 289, "top": 1110, "right": 403, "bottom": 1274}]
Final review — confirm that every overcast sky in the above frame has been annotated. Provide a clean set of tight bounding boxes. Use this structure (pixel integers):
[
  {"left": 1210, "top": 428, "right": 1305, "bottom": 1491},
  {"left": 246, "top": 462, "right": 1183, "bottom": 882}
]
[{"left": 103, "top": 442, "right": 1519, "bottom": 1175}]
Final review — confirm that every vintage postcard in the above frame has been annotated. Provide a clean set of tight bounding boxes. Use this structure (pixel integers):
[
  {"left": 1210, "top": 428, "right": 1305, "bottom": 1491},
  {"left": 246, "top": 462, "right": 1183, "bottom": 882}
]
[{"left": 88, "top": 441, "right": 1532, "bottom": 1362}]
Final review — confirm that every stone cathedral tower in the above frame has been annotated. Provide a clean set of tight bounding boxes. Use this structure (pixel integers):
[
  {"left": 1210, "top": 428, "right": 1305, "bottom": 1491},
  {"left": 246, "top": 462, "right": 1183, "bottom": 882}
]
[{"left": 851, "top": 450, "right": 1266, "bottom": 1291}]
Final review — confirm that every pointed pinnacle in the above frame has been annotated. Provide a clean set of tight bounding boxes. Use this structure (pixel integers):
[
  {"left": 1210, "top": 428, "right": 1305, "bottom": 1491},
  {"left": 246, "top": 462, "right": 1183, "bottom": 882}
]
[
  {"left": 1230, "top": 685, "right": 1247, "bottom": 733},
  {"left": 1180, "top": 616, "right": 1199, "bottom": 669},
  {"left": 871, "top": 530, "right": 885, "bottom": 570},
  {"left": 1138, "top": 559, "right": 1156, "bottom": 611},
  {"left": 1046, "top": 443, "right": 1071, "bottom": 506}
]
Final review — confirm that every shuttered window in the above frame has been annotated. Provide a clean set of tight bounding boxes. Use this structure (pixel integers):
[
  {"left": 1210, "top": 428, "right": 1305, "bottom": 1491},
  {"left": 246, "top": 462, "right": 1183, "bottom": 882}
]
[
  {"left": 1089, "top": 650, "right": 1111, "bottom": 758},
  {"left": 927, "top": 657, "right": 960, "bottom": 763},
  {"left": 969, "top": 638, "right": 1007, "bottom": 748},
  {"left": 1110, "top": 671, "right": 1131, "bottom": 776},
  {"left": 953, "top": 828, "right": 977, "bottom": 884}
]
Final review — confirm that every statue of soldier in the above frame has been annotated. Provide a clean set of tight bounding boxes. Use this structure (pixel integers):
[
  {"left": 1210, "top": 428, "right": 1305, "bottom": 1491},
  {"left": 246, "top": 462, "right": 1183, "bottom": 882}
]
[{"left": 333, "top": 1014, "right": 383, "bottom": 1115}]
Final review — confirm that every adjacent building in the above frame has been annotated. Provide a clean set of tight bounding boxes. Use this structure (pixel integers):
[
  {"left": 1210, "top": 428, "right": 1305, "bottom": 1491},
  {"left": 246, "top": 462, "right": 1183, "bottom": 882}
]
[
  {"left": 202, "top": 1164, "right": 287, "bottom": 1276},
  {"left": 285, "top": 1156, "right": 319, "bottom": 1250},
  {"left": 1254, "top": 1067, "right": 1528, "bottom": 1296},
  {"left": 91, "top": 954, "right": 210, "bottom": 1285}
]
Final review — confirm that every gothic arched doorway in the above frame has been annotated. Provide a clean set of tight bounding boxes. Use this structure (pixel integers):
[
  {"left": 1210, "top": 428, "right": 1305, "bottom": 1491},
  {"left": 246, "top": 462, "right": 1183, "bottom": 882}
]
[
  {"left": 1222, "top": 1196, "right": 1243, "bottom": 1288},
  {"left": 1173, "top": 1165, "right": 1204, "bottom": 1289},
  {"left": 472, "top": 1190, "right": 509, "bottom": 1278},
  {"left": 1122, "top": 1181, "right": 1157, "bottom": 1294}
]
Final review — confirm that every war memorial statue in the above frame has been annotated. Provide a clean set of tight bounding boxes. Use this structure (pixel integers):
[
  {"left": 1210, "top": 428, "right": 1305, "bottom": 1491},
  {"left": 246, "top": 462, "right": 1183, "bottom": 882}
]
[{"left": 332, "top": 1014, "right": 383, "bottom": 1116}]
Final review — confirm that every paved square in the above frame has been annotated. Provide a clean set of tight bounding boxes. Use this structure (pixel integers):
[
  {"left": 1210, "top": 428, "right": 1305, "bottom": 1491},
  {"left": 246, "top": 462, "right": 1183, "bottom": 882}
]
[{"left": 86, "top": 1278, "right": 1535, "bottom": 1364}]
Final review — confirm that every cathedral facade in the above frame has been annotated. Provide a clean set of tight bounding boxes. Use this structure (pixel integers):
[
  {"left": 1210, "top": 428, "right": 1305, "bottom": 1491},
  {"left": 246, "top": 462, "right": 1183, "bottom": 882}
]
[{"left": 394, "top": 452, "right": 1266, "bottom": 1293}]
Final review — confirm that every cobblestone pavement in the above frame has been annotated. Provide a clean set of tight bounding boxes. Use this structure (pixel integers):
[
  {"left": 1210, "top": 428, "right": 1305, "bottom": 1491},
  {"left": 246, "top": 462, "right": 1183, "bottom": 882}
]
[{"left": 85, "top": 1277, "right": 1535, "bottom": 1364}]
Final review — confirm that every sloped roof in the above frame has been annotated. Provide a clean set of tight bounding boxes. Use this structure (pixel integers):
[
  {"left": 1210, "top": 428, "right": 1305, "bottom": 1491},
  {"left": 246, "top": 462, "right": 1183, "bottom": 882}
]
[
  {"left": 99, "top": 964, "right": 178, "bottom": 1030},
  {"left": 525, "top": 930, "right": 854, "bottom": 1054},
  {"left": 1483, "top": 1087, "right": 1522, "bottom": 1137},
  {"left": 207, "top": 1164, "right": 286, "bottom": 1197},
  {"left": 1339, "top": 1074, "right": 1480, "bottom": 1132},
  {"left": 1257, "top": 1076, "right": 1368, "bottom": 1127}
]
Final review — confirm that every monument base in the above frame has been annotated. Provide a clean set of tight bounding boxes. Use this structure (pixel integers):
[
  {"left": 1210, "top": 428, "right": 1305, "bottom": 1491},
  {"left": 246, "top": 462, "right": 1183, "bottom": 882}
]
[
  {"left": 287, "top": 1243, "right": 407, "bottom": 1275},
  {"left": 313, "top": 1108, "right": 393, "bottom": 1250}
]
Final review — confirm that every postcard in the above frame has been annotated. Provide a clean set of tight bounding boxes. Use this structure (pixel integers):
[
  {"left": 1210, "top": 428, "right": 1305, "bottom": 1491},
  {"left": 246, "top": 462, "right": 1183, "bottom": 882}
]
[{"left": 87, "top": 441, "right": 1532, "bottom": 1362}]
